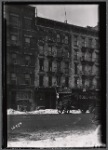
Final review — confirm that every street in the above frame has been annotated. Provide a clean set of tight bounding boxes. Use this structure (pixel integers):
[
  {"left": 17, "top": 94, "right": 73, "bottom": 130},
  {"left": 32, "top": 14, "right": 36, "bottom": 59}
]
[{"left": 7, "top": 112, "right": 104, "bottom": 147}]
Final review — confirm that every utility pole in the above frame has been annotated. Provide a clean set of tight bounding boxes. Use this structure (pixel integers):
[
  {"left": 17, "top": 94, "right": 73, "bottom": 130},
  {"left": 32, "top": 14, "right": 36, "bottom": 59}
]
[
  {"left": 35, "top": 7, "right": 38, "bottom": 17},
  {"left": 64, "top": 7, "right": 67, "bottom": 23}
]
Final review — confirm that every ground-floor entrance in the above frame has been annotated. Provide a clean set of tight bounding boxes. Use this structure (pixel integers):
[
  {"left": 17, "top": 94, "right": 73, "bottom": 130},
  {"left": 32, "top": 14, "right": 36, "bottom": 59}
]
[
  {"left": 7, "top": 85, "right": 35, "bottom": 111},
  {"left": 35, "top": 88, "right": 56, "bottom": 109}
]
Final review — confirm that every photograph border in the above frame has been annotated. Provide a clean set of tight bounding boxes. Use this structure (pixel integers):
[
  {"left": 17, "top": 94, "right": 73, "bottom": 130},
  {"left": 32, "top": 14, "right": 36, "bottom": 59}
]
[{"left": 0, "top": 0, "right": 107, "bottom": 149}]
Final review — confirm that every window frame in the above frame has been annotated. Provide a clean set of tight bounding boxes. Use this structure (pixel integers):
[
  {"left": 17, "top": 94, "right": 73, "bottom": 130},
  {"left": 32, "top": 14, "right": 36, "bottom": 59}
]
[
  {"left": 11, "top": 73, "right": 17, "bottom": 84},
  {"left": 25, "top": 74, "right": 31, "bottom": 85},
  {"left": 39, "top": 59, "right": 44, "bottom": 71},
  {"left": 39, "top": 75, "right": 44, "bottom": 87}
]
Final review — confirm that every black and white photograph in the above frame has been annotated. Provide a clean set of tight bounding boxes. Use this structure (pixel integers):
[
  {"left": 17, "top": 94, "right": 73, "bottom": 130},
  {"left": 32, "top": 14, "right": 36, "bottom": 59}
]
[{"left": 2, "top": 2, "right": 106, "bottom": 148}]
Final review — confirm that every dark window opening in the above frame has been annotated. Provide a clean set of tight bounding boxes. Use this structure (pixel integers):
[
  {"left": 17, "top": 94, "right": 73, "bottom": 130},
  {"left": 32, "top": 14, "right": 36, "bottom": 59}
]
[
  {"left": 65, "top": 77, "right": 69, "bottom": 87},
  {"left": 74, "top": 35, "right": 78, "bottom": 46},
  {"left": 25, "top": 56, "right": 30, "bottom": 66},
  {"left": 49, "top": 61, "right": 52, "bottom": 72},
  {"left": 25, "top": 74, "right": 31, "bottom": 85},
  {"left": 11, "top": 35, "right": 17, "bottom": 45},
  {"left": 65, "top": 36, "right": 68, "bottom": 44},
  {"left": 24, "top": 18, "right": 31, "bottom": 29},
  {"left": 88, "top": 38, "right": 92, "bottom": 48},
  {"left": 74, "top": 78, "right": 78, "bottom": 87},
  {"left": 65, "top": 62, "right": 69, "bottom": 74},
  {"left": 24, "top": 37, "right": 30, "bottom": 47},
  {"left": 74, "top": 50, "right": 78, "bottom": 60},
  {"left": 48, "top": 46, "right": 52, "bottom": 56},
  {"left": 74, "top": 63, "right": 78, "bottom": 74},
  {"left": 95, "top": 39, "right": 99, "bottom": 49},
  {"left": 11, "top": 73, "right": 17, "bottom": 84},
  {"left": 12, "top": 53, "right": 17, "bottom": 64},
  {"left": 49, "top": 76, "right": 52, "bottom": 86},
  {"left": 82, "top": 37, "right": 86, "bottom": 47},
  {"left": 82, "top": 65, "right": 85, "bottom": 74},
  {"left": 57, "top": 62, "right": 61, "bottom": 72},
  {"left": 57, "top": 34, "right": 60, "bottom": 42},
  {"left": 57, "top": 76, "right": 60, "bottom": 86},
  {"left": 39, "top": 45, "right": 44, "bottom": 55},
  {"left": 39, "top": 59, "right": 44, "bottom": 71},
  {"left": 10, "top": 14, "right": 19, "bottom": 27},
  {"left": 39, "top": 76, "right": 43, "bottom": 87}
]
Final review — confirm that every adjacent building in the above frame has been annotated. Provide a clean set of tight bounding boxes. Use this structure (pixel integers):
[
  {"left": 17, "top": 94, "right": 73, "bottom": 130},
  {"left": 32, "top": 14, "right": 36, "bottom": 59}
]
[
  {"left": 5, "top": 5, "right": 37, "bottom": 110},
  {"left": 4, "top": 5, "right": 100, "bottom": 110}
]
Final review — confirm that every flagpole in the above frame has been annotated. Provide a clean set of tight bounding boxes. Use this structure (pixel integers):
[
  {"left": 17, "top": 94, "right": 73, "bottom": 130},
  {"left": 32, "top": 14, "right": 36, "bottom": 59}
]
[{"left": 64, "top": 7, "right": 67, "bottom": 23}]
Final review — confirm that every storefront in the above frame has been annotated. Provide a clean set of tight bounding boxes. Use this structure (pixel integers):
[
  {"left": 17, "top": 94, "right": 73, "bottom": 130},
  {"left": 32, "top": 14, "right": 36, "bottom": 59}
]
[{"left": 35, "top": 87, "right": 56, "bottom": 109}]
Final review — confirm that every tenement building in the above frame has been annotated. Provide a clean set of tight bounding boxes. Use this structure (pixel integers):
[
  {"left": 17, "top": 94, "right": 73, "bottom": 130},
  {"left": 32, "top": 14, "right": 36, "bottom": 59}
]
[
  {"left": 5, "top": 5, "right": 37, "bottom": 110},
  {"left": 5, "top": 5, "right": 100, "bottom": 110}
]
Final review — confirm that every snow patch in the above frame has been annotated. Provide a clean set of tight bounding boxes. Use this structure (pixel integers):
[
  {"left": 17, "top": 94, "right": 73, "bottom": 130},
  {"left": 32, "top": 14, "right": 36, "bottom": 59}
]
[
  {"left": 7, "top": 125, "right": 105, "bottom": 148},
  {"left": 7, "top": 109, "right": 84, "bottom": 115}
]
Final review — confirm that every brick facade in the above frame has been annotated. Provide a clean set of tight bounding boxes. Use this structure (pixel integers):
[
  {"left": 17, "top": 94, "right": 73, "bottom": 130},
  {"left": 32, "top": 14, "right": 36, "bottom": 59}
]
[{"left": 5, "top": 5, "right": 100, "bottom": 110}]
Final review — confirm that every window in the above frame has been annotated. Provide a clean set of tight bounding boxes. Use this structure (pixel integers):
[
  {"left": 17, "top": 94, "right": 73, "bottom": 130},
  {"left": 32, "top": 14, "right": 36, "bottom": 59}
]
[
  {"left": 57, "top": 47, "right": 62, "bottom": 57},
  {"left": 82, "top": 65, "right": 85, "bottom": 74},
  {"left": 82, "top": 78, "right": 85, "bottom": 88},
  {"left": 24, "top": 17, "right": 32, "bottom": 29},
  {"left": 96, "top": 78, "right": 100, "bottom": 89},
  {"left": 95, "top": 53, "right": 99, "bottom": 63},
  {"left": 74, "top": 77, "right": 78, "bottom": 87},
  {"left": 11, "top": 73, "right": 17, "bottom": 84},
  {"left": 65, "top": 36, "right": 68, "bottom": 44},
  {"left": 87, "top": 52, "right": 92, "bottom": 61},
  {"left": 74, "top": 50, "right": 78, "bottom": 60},
  {"left": 11, "top": 35, "right": 17, "bottom": 45},
  {"left": 95, "top": 39, "right": 99, "bottom": 49},
  {"left": 25, "top": 56, "right": 30, "bottom": 65},
  {"left": 57, "top": 62, "right": 61, "bottom": 72},
  {"left": 82, "top": 37, "right": 86, "bottom": 47},
  {"left": 48, "top": 46, "right": 52, "bottom": 55},
  {"left": 65, "top": 62, "right": 69, "bottom": 74},
  {"left": 25, "top": 37, "right": 30, "bottom": 43},
  {"left": 88, "top": 38, "right": 92, "bottom": 48},
  {"left": 39, "top": 76, "right": 43, "bottom": 87},
  {"left": 49, "top": 76, "right": 52, "bottom": 86},
  {"left": 57, "top": 76, "right": 60, "bottom": 86},
  {"left": 52, "top": 47, "right": 57, "bottom": 56},
  {"left": 74, "top": 35, "right": 78, "bottom": 46},
  {"left": 39, "top": 59, "right": 44, "bottom": 71},
  {"left": 39, "top": 45, "right": 44, "bottom": 55},
  {"left": 49, "top": 60, "right": 52, "bottom": 72},
  {"left": 16, "top": 92, "right": 32, "bottom": 100},
  {"left": 65, "top": 77, "right": 69, "bottom": 87},
  {"left": 63, "top": 48, "right": 69, "bottom": 58},
  {"left": 96, "top": 66, "right": 100, "bottom": 75},
  {"left": 11, "top": 35, "right": 17, "bottom": 41},
  {"left": 82, "top": 52, "right": 85, "bottom": 60},
  {"left": 12, "top": 53, "right": 17, "bottom": 64},
  {"left": 25, "top": 37, "right": 30, "bottom": 44},
  {"left": 57, "top": 34, "right": 60, "bottom": 42},
  {"left": 25, "top": 74, "right": 31, "bottom": 85},
  {"left": 74, "top": 63, "right": 78, "bottom": 74},
  {"left": 10, "top": 14, "right": 19, "bottom": 27}
]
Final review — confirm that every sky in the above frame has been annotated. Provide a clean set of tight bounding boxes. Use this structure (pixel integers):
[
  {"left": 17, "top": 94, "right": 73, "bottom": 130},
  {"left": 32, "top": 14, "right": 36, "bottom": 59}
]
[{"left": 32, "top": 5, "right": 99, "bottom": 27}]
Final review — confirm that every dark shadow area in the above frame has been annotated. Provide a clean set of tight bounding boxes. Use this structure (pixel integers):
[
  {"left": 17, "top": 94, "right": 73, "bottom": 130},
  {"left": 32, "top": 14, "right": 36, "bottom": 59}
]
[{"left": 99, "top": 2, "right": 106, "bottom": 145}]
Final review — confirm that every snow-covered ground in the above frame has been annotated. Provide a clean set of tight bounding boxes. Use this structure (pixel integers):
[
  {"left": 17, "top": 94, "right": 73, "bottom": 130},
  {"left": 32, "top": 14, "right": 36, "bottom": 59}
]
[
  {"left": 7, "top": 109, "right": 105, "bottom": 147},
  {"left": 8, "top": 125, "right": 105, "bottom": 148},
  {"left": 7, "top": 109, "right": 90, "bottom": 115}
]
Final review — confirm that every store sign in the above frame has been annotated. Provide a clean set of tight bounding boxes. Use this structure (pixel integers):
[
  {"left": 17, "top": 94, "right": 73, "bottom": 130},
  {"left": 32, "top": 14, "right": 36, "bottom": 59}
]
[{"left": 16, "top": 92, "right": 31, "bottom": 101}]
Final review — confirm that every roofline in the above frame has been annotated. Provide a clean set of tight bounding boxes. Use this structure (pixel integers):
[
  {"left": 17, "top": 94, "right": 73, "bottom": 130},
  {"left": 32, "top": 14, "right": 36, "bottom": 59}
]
[{"left": 35, "top": 16, "right": 99, "bottom": 34}]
